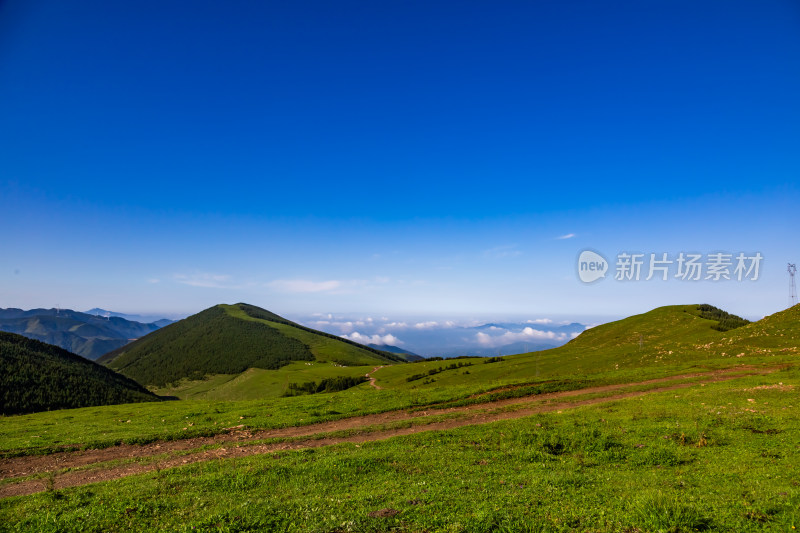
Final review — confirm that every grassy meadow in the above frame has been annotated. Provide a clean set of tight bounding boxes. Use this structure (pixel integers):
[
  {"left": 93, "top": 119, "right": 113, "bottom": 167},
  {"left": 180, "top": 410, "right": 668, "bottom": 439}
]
[
  {"left": 150, "top": 361, "right": 375, "bottom": 401},
  {"left": 2, "top": 366, "right": 799, "bottom": 532},
  {"left": 1, "top": 304, "right": 799, "bottom": 531}
]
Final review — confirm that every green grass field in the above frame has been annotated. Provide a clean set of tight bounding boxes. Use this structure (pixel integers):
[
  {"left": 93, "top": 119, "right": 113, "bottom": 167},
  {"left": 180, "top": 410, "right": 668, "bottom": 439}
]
[
  {"left": 1, "top": 304, "right": 798, "bottom": 531},
  {"left": 2, "top": 366, "right": 799, "bottom": 532},
  {"left": 3, "top": 305, "right": 798, "bottom": 455},
  {"left": 151, "top": 361, "right": 375, "bottom": 401}
]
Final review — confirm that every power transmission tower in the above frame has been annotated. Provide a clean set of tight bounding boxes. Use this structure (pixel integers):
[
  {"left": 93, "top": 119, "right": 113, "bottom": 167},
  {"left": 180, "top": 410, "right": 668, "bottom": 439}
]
[{"left": 789, "top": 263, "right": 797, "bottom": 307}]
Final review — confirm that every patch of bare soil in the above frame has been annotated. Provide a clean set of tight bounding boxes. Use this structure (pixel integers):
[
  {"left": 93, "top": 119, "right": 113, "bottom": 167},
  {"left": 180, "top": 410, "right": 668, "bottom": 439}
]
[
  {"left": 0, "top": 366, "right": 775, "bottom": 498},
  {"left": 744, "top": 383, "right": 794, "bottom": 391}
]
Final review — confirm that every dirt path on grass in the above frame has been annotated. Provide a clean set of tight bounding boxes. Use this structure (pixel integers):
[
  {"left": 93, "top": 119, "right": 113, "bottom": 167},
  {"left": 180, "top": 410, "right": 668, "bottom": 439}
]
[
  {"left": 0, "top": 366, "right": 776, "bottom": 498},
  {"left": 366, "top": 366, "right": 384, "bottom": 389}
]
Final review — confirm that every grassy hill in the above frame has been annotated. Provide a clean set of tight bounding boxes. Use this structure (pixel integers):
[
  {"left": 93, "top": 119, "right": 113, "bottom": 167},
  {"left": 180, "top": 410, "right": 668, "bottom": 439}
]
[
  {"left": 549, "top": 303, "right": 746, "bottom": 364},
  {"left": 100, "top": 303, "right": 403, "bottom": 390},
  {"left": 558, "top": 302, "right": 797, "bottom": 363},
  {"left": 374, "top": 304, "right": 768, "bottom": 390},
  {"left": 696, "top": 303, "right": 800, "bottom": 357},
  {"left": 0, "top": 331, "right": 159, "bottom": 415}
]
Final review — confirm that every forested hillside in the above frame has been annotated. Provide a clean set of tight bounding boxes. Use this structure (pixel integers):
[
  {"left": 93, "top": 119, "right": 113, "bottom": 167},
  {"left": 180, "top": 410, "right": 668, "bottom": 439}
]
[{"left": 0, "top": 332, "right": 158, "bottom": 415}]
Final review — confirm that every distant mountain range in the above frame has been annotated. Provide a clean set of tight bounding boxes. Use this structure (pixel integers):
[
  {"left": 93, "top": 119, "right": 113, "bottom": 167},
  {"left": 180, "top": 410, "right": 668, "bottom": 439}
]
[
  {"left": 84, "top": 308, "right": 175, "bottom": 327},
  {"left": 100, "top": 303, "right": 406, "bottom": 387},
  {"left": 0, "top": 308, "right": 171, "bottom": 360},
  {"left": 0, "top": 331, "right": 159, "bottom": 415}
]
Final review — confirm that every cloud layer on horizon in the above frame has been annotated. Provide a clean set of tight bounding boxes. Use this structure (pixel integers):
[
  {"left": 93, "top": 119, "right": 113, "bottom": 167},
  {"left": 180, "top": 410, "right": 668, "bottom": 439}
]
[
  {"left": 475, "top": 327, "right": 579, "bottom": 348},
  {"left": 293, "top": 313, "right": 586, "bottom": 356},
  {"left": 342, "top": 331, "right": 402, "bottom": 346}
]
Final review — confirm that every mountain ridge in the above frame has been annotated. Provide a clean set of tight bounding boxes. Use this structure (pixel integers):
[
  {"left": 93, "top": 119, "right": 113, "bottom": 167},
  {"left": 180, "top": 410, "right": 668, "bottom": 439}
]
[
  {"left": 0, "top": 308, "right": 170, "bottom": 360},
  {"left": 84, "top": 308, "right": 176, "bottom": 326}
]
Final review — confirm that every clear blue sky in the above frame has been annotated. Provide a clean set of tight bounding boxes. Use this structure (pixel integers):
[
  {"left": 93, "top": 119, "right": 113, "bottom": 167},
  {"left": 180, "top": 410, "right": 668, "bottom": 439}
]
[{"left": 1, "top": 0, "right": 798, "bottom": 321}]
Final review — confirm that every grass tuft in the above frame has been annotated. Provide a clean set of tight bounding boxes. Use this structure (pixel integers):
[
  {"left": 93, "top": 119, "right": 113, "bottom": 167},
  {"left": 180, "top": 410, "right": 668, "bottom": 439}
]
[{"left": 632, "top": 492, "right": 711, "bottom": 532}]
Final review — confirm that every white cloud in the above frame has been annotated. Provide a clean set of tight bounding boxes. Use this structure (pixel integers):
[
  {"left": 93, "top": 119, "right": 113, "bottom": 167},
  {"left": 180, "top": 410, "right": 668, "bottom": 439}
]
[
  {"left": 342, "top": 332, "right": 403, "bottom": 346},
  {"left": 475, "top": 327, "right": 572, "bottom": 348},
  {"left": 332, "top": 321, "right": 355, "bottom": 333},
  {"left": 174, "top": 273, "right": 234, "bottom": 289},
  {"left": 309, "top": 319, "right": 374, "bottom": 334},
  {"left": 557, "top": 233, "right": 576, "bottom": 240},
  {"left": 382, "top": 320, "right": 458, "bottom": 331},
  {"left": 475, "top": 332, "right": 493, "bottom": 345},
  {"left": 268, "top": 279, "right": 342, "bottom": 293},
  {"left": 268, "top": 276, "right": 389, "bottom": 295},
  {"left": 526, "top": 318, "right": 553, "bottom": 325},
  {"left": 147, "top": 278, "right": 160, "bottom": 284}
]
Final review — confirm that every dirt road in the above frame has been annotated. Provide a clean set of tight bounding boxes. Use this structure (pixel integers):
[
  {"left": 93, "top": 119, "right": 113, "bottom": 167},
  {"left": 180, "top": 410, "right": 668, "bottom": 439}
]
[
  {"left": 366, "top": 365, "right": 384, "bottom": 389},
  {"left": 0, "top": 366, "right": 773, "bottom": 498}
]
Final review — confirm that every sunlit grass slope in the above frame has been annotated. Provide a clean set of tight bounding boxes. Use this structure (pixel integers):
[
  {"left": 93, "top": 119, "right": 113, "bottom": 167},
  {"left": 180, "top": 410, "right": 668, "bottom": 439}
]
[
  {"left": 375, "top": 304, "right": 797, "bottom": 391},
  {"left": 151, "top": 361, "right": 374, "bottom": 401},
  {"left": 705, "top": 303, "right": 800, "bottom": 355}
]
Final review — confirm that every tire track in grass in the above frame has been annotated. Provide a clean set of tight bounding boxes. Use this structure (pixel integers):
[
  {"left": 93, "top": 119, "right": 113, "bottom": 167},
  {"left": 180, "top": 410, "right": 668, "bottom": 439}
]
[{"left": 0, "top": 366, "right": 776, "bottom": 498}]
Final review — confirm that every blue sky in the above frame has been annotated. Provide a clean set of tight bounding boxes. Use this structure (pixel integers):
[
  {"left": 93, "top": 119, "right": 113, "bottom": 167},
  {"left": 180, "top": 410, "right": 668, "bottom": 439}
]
[{"left": 1, "top": 0, "right": 798, "bottom": 322}]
